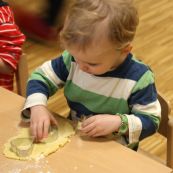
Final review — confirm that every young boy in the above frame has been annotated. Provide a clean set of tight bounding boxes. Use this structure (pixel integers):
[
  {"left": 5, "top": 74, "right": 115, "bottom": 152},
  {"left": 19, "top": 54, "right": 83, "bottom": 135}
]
[
  {"left": 22, "top": 0, "right": 161, "bottom": 149},
  {"left": 0, "top": 0, "right": 25, "bottom": 91}
]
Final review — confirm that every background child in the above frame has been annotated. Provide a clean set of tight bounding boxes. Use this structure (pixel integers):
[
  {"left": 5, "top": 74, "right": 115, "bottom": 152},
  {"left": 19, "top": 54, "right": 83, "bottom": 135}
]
[
  {"left": 0, "top": 0, "right": 25, "bottom": 91},
  {"left": 11, "top": 0, "right": 63, "bottom": 42},
  {"left": 22, "top": 0, "right": 161, "bottom": 150}
]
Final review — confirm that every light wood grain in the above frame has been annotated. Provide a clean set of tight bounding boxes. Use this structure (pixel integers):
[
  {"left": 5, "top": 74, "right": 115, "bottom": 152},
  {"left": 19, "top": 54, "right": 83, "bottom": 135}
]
[
  {"left": 0, "top": 87, "right": 172, "bottom": 173},
  {"left": 7, "top": 0, "right": 173, "bottom": 164}
]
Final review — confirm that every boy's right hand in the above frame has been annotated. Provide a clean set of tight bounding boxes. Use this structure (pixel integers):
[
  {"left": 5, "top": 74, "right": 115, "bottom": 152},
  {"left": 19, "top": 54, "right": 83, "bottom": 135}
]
[{"left": 30, "top": 105, "right": 58, "bottom": 141}]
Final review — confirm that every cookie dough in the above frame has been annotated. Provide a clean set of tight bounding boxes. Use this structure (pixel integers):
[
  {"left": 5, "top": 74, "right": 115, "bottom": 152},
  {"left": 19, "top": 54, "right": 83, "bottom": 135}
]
[{"left": 3, "top": 117, "right": 75, "bottom": 160}]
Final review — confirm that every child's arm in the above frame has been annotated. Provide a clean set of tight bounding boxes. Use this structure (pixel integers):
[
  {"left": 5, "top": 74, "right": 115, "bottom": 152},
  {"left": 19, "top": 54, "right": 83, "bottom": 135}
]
[
  {"left": 81, "top": 70, "right": 161, "bottom": 148},
  {"left": 22, "top": 52, "right": 71, "bottom": 115},
  {"left": 127, "top": 70, "right": 161, "bottom": 144},
  {"left": 22, "top": 52, "right": 72, "bottom": 139}
]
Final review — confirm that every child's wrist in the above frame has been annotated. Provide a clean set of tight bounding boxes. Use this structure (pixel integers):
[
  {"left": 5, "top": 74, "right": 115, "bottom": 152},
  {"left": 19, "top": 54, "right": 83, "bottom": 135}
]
[
  {"left": 31, "top": 105, "right": 45, "bottom": 110},
  {"left": 117, "top": 114, "right": 128, "bottom": 135},
  {"left": 113, "top": 114, "right": 128, "bottom": 136}
]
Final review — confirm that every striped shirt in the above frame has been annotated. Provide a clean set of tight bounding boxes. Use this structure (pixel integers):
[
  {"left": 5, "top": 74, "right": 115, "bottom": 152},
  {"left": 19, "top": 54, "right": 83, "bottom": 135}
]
[
  {"left": 23, "top": 50, "right": 161, "bottom": 146},
  {"left": 0, "top": 1, "right": 25, "bottom": 90}
]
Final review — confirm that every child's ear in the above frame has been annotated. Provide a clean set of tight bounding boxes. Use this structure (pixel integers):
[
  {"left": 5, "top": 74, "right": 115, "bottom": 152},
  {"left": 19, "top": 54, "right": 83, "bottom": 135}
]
[{"left": 121, "top": 44, "right": 132, "bottom": 54}]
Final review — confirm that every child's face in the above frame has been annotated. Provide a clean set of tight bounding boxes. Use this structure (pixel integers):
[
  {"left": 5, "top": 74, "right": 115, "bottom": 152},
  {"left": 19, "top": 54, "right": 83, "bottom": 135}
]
[{"left": 65, "top": 37, "right": 129, "bottom": 75}]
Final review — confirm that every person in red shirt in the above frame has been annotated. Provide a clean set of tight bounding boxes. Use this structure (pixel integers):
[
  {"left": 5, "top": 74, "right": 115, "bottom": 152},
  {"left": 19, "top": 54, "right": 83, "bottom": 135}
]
[
  {"left": 0, "top": 0, "right": 25, "bottom": 91},
  {"left": 13, "top": 0, "right": 63, "bottom": 42}
]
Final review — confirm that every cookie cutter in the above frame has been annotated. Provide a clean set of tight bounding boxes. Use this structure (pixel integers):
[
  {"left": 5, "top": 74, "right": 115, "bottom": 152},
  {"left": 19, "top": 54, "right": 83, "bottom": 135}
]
[
  {"left": 40, "top": 125, "right": 58, "bottom": 143},
  {"left": 76, "top": 115, "right": 88, "bottom": 135},
  {"left": 10, "top": 137, "right": 34, "bottom": 157}
]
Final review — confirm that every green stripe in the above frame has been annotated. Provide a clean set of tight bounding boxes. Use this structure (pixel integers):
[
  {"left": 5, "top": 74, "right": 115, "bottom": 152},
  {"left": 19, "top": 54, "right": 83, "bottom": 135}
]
[
  {"left": 127, "top": 142, "right": 139, "bottom": 149},
  {"left": 62, "top": 50, "right": 72, "bottom": 72},
  {"left": 28, "top": 70, "right": 58, "bottom": 96},
  {"left": 132, "top": 70, "right": 154, "bottom": 93},
  {"left": 64, "top": 80, "right": 129, "bottom": 114},
  {"left": 131, "top": 109, "right": 160, "bottom": 129}
]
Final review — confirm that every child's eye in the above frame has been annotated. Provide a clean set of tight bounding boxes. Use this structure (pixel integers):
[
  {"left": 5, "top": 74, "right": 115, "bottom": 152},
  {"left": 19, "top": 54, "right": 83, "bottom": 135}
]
[{"left": 88, "top": 63, "right": 99, "bottom": 67}]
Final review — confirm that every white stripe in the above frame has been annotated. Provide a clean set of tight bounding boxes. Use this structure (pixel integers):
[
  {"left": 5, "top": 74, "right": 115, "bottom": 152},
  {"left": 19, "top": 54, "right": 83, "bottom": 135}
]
[
  {"left": 0, "top": 41, "right": 21, "bottom": 50},
  {"left": 23, "top": 93, "right": 48, "bottom": 110},
  {"left": 126, "top": 114, "right": 142, "bottom": 144},
  {"left": 0, "top": 11, "right": 5, "bottom": 22},
  {"left": 12, "top": 47, "right": 21, "bottom": 50},
  {"left": 2, "top": 7, "right": 8, "bottom": 20},
  {"left": 40, "top": 61, "right": 65, "bottom": 86},
  {"left": 132, "top": 100, "right": 161, "bottom": 117},
  {"left": 0, "top": 53, "right": 15, "bottom": 59},
  {"left": 0, "top": 28, "right": 17, "bottom": 33},
  {"left": 0, "top": 39, "right": 14, "bottom": 44},
  {"left": 9, "top": 34, "right": 24, "bottom": 38},
  {"left": 68, "top": 62, "right": 136, "bottom": 100},
  {"left": 1, "top": 58, "right": 16, "bottom": 69},
  {"left": 1, "top": 23, "right": 15, "bottom": 26},
  {"left": 7, "top": 6, "right": 13, "bottom": 22}
]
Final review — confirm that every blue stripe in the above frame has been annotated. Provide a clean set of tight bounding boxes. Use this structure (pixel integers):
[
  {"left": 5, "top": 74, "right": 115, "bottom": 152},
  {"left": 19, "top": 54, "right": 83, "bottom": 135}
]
[
  {"left": 67, "top": 99, "right": 96, "bottom": 118},
  {"left": 96, "top": 53, "right": 149, "bottom": 81},
  {"left": 27, "top": 80, "right": 49, "bottom": 98},
  {"left": 135, "top": 113, "right": 157, "bottom": 140},
  {"left": 128, "top": 83, "right": 157, "bottom": 105},
  {"left": 51, "top": 56, "right": 69, "bottom": 82}
]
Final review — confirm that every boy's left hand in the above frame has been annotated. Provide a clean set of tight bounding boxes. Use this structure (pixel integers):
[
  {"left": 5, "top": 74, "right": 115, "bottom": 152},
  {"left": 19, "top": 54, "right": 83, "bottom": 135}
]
[{"left": 80, "top": 115, "right": 121, "bottom": 137}]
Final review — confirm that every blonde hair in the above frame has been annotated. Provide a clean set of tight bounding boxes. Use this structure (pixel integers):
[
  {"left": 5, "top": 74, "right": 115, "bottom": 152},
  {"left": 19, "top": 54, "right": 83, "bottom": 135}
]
[{"left": 60, "top": 0, "right": 139, "bottom": 49}]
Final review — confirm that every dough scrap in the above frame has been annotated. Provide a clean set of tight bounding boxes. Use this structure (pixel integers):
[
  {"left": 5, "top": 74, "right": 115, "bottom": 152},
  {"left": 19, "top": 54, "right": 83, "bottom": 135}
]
[{"left": 3, "top": 117, "right": 75, "bottom": 160}]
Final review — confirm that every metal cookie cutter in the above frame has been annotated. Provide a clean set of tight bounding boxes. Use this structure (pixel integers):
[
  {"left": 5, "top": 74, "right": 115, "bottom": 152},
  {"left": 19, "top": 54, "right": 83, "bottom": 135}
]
[
  {"left": 40, "top": 125, "right": 58, "bottom": 143},
  {"left": 10, "top": 137, "right": 34, "bottom": 157},
  {"left": 76, "top": 115, "right": 89, "bottom": 135}
]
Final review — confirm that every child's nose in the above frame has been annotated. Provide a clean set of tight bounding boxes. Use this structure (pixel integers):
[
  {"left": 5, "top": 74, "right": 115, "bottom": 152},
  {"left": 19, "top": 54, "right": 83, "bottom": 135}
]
[
  {"left": 80, "top": 65, "right": 88, "bottom": 72},
  {"left": 79, "top": 63, "right": 89, "bottom": 72}
]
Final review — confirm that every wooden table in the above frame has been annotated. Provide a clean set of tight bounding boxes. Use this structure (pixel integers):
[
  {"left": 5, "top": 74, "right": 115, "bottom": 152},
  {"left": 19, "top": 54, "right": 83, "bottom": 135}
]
[{"left": 0, "top": 87, "right": 172, "bottom": 173}]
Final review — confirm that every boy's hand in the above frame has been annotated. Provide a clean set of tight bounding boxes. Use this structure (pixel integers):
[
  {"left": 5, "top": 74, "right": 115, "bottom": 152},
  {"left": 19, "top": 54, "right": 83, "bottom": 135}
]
[
  {"left": 80, "top": 115, "right": 121, "bottom": 137},
  {"left": 30, "top": 105, "right": 58, "bottom": 141}
]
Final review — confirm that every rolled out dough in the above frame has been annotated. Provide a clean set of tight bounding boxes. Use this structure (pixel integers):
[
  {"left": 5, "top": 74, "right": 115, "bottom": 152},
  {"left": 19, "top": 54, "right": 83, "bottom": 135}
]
[{"left": 3, "top": 117, "right": 75, "bottom": 160}]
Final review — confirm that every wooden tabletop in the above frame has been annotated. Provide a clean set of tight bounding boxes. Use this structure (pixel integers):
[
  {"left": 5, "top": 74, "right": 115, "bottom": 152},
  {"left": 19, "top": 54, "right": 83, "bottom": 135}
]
[{"left": 0, "top": 87, "right": 172, "bottom": 173}]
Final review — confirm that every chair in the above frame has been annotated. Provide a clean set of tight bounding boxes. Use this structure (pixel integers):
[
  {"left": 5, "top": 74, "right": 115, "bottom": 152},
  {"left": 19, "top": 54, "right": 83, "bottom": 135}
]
[
  {"left": 15, "top": 54, "right": 28, "bottom": 97},
  {"left": 158, "top": 93, "right": 173, "bottom": 168},
  {"left": 138, "top": 93, "right": 173, "bottom": 169}
]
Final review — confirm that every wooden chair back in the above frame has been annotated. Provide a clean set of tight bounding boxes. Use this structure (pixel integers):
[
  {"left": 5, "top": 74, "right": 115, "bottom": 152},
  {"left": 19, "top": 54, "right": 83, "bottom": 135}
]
[
  {"left": 15, "top": 54, "right": 28, "bottom": 97},
  {"left": 157, "top": 93, "right": 173, "bottom": 169}
]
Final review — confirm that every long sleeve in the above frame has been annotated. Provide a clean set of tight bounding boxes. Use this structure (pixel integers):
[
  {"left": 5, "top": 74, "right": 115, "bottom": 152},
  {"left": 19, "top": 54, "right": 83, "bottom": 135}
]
[
  {"left": 0, "top": 5, "right": 25, "bottom": 69},
  {"left": 125, "top": 69, "right": 161, "bottom": 145},
  {"left": 0, "top": 4, "right": 25, "bottom": 90},
  {"left": 23, "top": 51, "right": 72, "bottom": 114}
]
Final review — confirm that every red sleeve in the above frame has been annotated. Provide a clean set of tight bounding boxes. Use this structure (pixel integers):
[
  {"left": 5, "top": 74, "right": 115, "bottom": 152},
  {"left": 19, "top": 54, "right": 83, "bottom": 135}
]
[{"left": 0, "top": 5, "right": 25, "bottom": 70}]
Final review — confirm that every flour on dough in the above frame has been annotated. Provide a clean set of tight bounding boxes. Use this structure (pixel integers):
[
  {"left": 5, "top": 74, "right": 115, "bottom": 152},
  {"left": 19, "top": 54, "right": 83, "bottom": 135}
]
[{"left": 3, "top": 117, "right": 75, "bottom": 160}]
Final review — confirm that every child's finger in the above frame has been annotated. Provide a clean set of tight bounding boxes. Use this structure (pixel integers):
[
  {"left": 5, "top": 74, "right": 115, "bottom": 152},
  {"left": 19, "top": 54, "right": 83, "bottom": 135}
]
[
  {"left": 30, "top": 122, "right": 37, "bottom": 139},
  {"left": 43, "top": 120, "right": 50, "bottom": 138},
  {"left": 50, "top": 115, "right": 58, "bottom": 126},
  {"left": 81, "top": 122, "right": 95, "bottom": 133},
  {"left": 37, "top": 122, "right": 44, "bottom": 140},
  {"left": 85, "top": 128, "right": 98, "bottom": 137},
  {"left": 82, "top": 116, "right": 95, "bottom": 127}
]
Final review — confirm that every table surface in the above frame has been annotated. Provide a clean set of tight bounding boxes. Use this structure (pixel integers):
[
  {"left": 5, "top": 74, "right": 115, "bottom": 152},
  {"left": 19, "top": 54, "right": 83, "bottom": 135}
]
[{"left": 0, "top": 87, "right": 172, "bottom": 173}]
